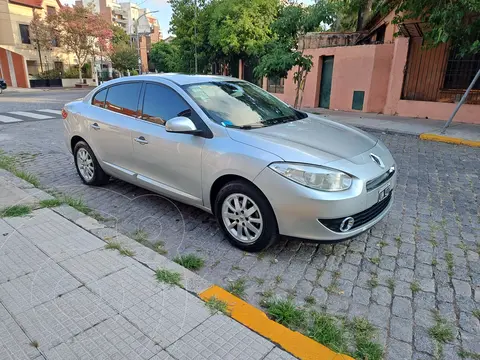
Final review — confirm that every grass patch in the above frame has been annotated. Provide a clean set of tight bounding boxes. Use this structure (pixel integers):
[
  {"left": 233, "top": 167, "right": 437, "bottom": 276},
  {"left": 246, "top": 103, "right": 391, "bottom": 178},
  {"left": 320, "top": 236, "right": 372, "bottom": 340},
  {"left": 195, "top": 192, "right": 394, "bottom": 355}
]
[
  {"left": 369, "top": 257, "right": 380, "bottom": 265},
  {"left": 0, "top": 150, "right": 40, "bottom": 187},
  {"left": 205, "top": 296, "right": 229, "bottom": 315},
  {"left": 131, "top": 229, "right": 149, "bottom": 243},
  {"left": 226, "top": 278, "right": 246, "bottom": 299},
  {"left": 368, "top": 274, "right": 379, "bottom": 289},
  {"left": 39, "top": 198, "right": 63, "bottom": 208},
  {"left": 173, "top": 254, "right": 205, "bottom": 271},
  {"left": 429, "top": 310, "right": 455, "bottom": 344},
  {"left": 256, "top": 252, "right": 266, "bottom": 260},
  {"left": 457, "top": 242, "right": 468, "bottom": 251},
  {"left": 304, "top": 295, "right": 316, "bottom": 305},
  {"left": 410, "top": 281, "right": 421, "bottom": 293},
  {"left": 1, "top": 205, "right": 31, "bottom": 217},
  {"left": 459, "top": 350, "right": 480, "bottom": 359},
  {"left": 231, "top": 265, "right": 243, "bottom": 271},
  {"left": 432, "top": 258, "right": 438, "bottom": 266},
  {"left": 254, "top": 277, "right": 265, "bottom": 286},
  {"left": 445, "top": 252, "right": 454, "bottom": 277},
  {"left": 395, "top": 235, "right": 402, "bottom": 247},
  {"left": 264, "top": 298, "right": 305, "bottom": 329},
  {"left": 154, "top": 241, "right": 167, "bottom": 255},
  {"left": 119, "top": 248, "right": 135, "bottom": 257},
  {"left": 274, "top": 275, "right": 283, "bottom": 284},
  {"left": 327, "top": 271, "right": 341, "bottom": 294},
  {"left": 104, "top": 242, "right": 122, "bottom": 251},
  {"left": 62, "top": 195, "right": 91, "bottom": 214},
  {"left": 377, "top": 241, "right": 387, "bottom": 248},
  {"left": 387, "top": 278, "right": 395, "bottom": 292},
  {"left": 430, "top": 239, "right": 438, "bottom": 247},
  {"left": 473, "top": 309, "right": 480, "bottom": 320},
  {"left": 155, "top": 268, "right": 182, "bottom": 286}
]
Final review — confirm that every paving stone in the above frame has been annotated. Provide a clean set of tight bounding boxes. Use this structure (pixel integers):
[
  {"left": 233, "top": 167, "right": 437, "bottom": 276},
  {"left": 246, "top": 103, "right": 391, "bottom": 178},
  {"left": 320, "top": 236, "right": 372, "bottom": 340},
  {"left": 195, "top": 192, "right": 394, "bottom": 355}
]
[
  {"left": 326, "top": 294, "right": 350, "bottom": 314},
  {"left": 15, "top": 287, "right": 115, "bottom": 352},
  {"left": 387, "top": 339, "right": 412, "bottom": 360},
  {"left": 390, "top": 316, "right": 413, "bottom": 343},
  {"left": 0, "top": 260, "right": 81, "bottom": 315},
  {"left": 414, "top": 327, "right": 435, "bottom": 355},
  {"left": 0, "top": 303, "right": 41, "bottom": 360},
  {"left": 263, "top": 347, "right": 298, "bottom": 360},
  {"left": 43, "top": 316, "right": 162, "bottom": 360},
  {"left": 437, "top": 286, "right": 454, "bottom": 303},
  {"left": 459, "top": 311, "right": 480, "bottom": 335},
  {"left": 166, "top": 314, "right": 274, "bottom": 360},
  {"left": 414, "top": 291, "right": 436, "bottom": 310},
  {"left": 348, "top": 303, "right": 369, "bottom": 319},
  {"left": 372, "top": 286, "right": 392, "bottom": 306},
  {"left": 452, "top": 279, "right": 472, "bottom": 297},
  {"left": 392, "top": 296, "right": 413, "bottom": 320},
  {"left": 418, "top": 277, "right": 435, "bottom": 293},
  {"left": 395, "top": 268, "right": 414, "bottom": 283},
  {"left": 393, "top": 281, "right": 413, "bottom": 299},
  {"left": 368, "top": 304, "right": 390, "bottom": 329},
  {"left": 339, "top": 263, "right": 358, "bottom": 282},
  {"left": 414, "top": 308, "right": 435, "bottom": 329},
  {"left": 353, "top": 286, "right": 371, "bottom": 306}
]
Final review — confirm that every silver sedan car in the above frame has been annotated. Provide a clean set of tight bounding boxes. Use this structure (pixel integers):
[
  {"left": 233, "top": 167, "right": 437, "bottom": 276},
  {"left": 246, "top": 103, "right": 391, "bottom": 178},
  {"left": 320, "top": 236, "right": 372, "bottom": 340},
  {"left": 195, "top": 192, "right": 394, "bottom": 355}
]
[{"left": 63, "top": 74, "right": 396, "bottom": 251}]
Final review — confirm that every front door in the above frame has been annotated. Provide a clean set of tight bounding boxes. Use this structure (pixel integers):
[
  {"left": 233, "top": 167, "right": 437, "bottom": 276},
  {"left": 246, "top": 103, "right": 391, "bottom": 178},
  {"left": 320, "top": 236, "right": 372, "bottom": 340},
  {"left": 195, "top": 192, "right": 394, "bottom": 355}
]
[
  {"left": 130, "top": 83, "right": 205, "bottom": 206},
  {"left": 87, "top": 82, "right": 142, "bottom": 179},
  {"left": 319, "top": 56, "right": 334, "bottom": 109}
]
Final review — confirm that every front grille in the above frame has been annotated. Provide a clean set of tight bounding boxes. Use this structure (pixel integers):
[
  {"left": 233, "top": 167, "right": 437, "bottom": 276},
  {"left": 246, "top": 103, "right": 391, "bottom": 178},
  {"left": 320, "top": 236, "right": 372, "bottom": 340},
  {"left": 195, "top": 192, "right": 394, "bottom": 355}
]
[
  {"left": 319, "top": 193, "right": 392, "bottom": 232},
  {"left": 366, "top": 167, "right": 395, "bottom": 192}
]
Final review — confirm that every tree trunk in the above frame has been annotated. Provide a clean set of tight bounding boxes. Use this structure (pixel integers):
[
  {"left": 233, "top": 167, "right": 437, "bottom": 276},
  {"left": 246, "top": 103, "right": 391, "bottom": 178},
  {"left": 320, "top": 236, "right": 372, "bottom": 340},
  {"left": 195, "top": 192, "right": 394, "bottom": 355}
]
[
  {"left": 78, "top": 61, "right": 83, "bottom": 83},
  {"left": 298, "top": 69, "right": 308, "bottom": 109},
  {"left": 293, "top": 66, "right": 303, "bottom": 109},
  {"left": 37, "top": 40, "right": 44, "bottom": 73}
]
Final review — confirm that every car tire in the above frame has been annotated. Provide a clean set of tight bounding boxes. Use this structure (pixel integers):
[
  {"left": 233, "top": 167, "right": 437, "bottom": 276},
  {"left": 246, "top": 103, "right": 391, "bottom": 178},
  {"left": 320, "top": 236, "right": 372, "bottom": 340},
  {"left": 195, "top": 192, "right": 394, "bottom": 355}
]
[
  {"left": 215, "top": 180, "right": 278, "bottom": 252},
  {"left": 73, "top": 140, "right": 109, "bottom": 186}
]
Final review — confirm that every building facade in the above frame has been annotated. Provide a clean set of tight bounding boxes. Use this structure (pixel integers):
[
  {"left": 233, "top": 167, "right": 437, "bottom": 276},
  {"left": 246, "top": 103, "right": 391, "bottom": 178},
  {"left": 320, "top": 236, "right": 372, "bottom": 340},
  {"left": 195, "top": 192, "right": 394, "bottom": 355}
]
[
  {"left": 0, "top": 0, "right": 78, "bottom": 87},
  {"left": 263, "top": 10, "right": 480, "bottom": 124}
]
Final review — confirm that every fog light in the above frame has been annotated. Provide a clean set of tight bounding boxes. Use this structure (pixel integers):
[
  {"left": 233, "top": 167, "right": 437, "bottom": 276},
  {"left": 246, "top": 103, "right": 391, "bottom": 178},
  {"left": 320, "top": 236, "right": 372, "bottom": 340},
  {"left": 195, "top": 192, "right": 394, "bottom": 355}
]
[{"left": 340, "top": 217, "right": 354, "bottom": 232}]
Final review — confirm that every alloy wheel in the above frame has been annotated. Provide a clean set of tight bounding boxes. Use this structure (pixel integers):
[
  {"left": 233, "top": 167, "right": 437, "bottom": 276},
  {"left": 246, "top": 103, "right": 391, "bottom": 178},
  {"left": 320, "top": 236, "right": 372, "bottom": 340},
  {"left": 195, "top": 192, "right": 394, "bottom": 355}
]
[{"left": 76, "top": 148, "right": 94, "bottom": 182}]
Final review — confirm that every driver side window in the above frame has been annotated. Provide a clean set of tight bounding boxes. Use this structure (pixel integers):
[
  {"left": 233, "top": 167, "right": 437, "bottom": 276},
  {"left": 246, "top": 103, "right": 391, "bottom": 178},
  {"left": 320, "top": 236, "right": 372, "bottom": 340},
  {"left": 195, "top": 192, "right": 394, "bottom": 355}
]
[{"left": 141, "top": 83, "right": 191, "bottom": 126}]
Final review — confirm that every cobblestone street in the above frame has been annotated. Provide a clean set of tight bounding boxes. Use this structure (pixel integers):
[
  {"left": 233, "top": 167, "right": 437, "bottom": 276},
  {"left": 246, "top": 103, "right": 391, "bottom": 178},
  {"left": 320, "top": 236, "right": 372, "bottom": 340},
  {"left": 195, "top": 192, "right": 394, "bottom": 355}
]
[{"left": 1, "top": 118, "right": 479, "bottom": 359}]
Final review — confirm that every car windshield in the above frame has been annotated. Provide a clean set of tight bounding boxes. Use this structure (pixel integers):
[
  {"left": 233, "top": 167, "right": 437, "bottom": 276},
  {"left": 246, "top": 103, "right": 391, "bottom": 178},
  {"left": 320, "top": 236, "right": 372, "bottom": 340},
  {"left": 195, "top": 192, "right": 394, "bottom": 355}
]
[{"left": 183, "top": 81, "right": 306, "bottom": 128}]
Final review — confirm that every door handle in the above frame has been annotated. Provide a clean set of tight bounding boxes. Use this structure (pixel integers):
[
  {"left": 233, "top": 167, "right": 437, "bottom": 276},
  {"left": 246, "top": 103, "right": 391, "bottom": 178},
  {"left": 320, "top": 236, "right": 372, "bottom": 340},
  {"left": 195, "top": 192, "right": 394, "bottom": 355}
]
[
  {"left": 134, "top": 136, "right": 149, "bottom": 145},
  {"left": 90, "top": 123, "right": 100, "bottom": 130}
]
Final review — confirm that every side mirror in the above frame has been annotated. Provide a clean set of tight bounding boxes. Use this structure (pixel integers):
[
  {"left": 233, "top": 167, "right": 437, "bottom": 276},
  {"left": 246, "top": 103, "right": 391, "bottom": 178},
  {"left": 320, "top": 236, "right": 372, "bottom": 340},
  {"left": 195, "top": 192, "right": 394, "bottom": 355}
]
[{"left": 165, "top": 116, "right": 203, "bottom": 135}]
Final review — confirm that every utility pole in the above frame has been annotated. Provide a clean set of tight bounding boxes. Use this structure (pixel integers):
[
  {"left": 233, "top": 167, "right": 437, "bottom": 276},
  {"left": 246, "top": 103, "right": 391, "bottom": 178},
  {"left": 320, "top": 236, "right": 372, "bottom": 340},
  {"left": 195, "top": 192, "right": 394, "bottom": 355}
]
[
  {"left": 135, "top": 10, "right": 159, "bottom": 75},
  {"left": 194, "top": 0, "right": 198, "bottom": 74}
]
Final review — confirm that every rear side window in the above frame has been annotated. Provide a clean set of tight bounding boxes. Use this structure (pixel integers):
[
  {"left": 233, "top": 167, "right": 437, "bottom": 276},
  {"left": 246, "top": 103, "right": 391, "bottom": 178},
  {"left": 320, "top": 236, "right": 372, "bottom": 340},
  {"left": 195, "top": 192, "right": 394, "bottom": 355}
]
[
  {"left": 105, "top": 83, "right": 142, "bottom": 117},
  {"left": 141, "top": 83, "right": 191, "bottom": 126},
  {"left": 92, "top": 88, "right": 107, "bottom": 108}
]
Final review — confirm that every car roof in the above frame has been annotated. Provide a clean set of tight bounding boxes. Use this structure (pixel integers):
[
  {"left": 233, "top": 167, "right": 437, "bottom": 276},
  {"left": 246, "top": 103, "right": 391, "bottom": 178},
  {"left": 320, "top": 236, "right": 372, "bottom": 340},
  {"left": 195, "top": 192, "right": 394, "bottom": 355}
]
[{"left": 106, "top": 73, "right": 240, "bottom": 86}]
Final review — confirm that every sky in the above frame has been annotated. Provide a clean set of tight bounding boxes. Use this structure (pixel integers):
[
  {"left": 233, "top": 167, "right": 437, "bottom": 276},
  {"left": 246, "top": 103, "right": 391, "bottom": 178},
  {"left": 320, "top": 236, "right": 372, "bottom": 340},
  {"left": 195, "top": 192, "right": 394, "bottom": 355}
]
[{"left": 63, "top": 0, "right": 315, "bottom": 38}]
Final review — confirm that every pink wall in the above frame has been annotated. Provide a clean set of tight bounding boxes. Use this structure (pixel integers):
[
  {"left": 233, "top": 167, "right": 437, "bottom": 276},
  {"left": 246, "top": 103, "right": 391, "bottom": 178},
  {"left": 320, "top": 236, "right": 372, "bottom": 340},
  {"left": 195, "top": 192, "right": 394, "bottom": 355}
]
[{"left": 396, "top": 100, "right": 480, "bottom": 124}]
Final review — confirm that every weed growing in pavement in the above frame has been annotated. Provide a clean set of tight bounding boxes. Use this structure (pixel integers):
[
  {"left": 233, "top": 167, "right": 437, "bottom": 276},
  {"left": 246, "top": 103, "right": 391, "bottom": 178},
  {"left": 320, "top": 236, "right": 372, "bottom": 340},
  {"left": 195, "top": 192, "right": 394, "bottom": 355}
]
[
  {"left": 430, "top": 239, "right": 438, "bottom": 247},
  {"left": 211, "top": 260, "right": 220, "bottom": 268},
  {"left": 0, "top": 150, "right": 40, "bottom": 187},
  {"left": 205, "top": 296, "right": 229, "bottom": 315},
  {"left": 304, "top": 295, "right": 316, "bottom": 305},
  {"left": 62, "top": 195, "right": 91, "bottom": 214},
  {"left": 395, "top": 235, "right": 402, "bottom": 247},
  {"left": 387, "top": 278, "right": 395, "bottom": 292},
  {"left": 39, "top": 199, "right": 63, "bottom": 208},
  {"left": 119, "top": 248, "right": 135, "bottom": 257},
  {"left": 457, "top": 242, "right": 468, "bottom": 251},
  {"left": 274, "top": 275, "right": 283, "bottom": 284},
  {"left": 432, "top": 258, "right": 438, "bottom": 266},
  {"left": 29, "top": 340, "right": 39, "bottom": 348},
  {"left": 473, "top": 309, "right": 480, "bottom": 320},
  {"left": 1, "top": 205, "right": 31, "bottom": 217},
  {"left": 429, "top": 310, "right": 455, "bottom": 359},
  {"left": 154, "top": 241, "right": 167, "bottom": 255},
  {"left": 254, "top": 277, "right": 265, "bottom": 286},
  {"left": 256, "top": 252, "right": 266, "bottom": 260},
  {"left": 445, "top": 252, "right": 454, "bottom": 277},
  {"left": 131, "top": 229, "right": 149, "bottom": 243},
  {"left": 377, "top": 240, "right": 387, "bottom": 248},
  {"left": 155, "top": 268, "right": 182, "bottom": 286},
  {"left": 173, "top": 254, "right": 205, "bottom": 271},
  {"left": 104, "top": 241, "right": 134, "bottom": 257},
  {"left": 458, "top": 349, "right": 480, "bottom": 359},
  {"left": 327, "top": 271, "right": 341, "bottom": 294},
  {"left": 226, "top": 278, "right": 246, "bottom": 298},
  {"left": 410, "top": 281, "right": 421, "bottom": 293},
  {"left": 262, "top": 297, "right": 383, "bottom": 360},
  {"left": 368, "top": 274, "right": 379, "bottom": 289},
  {"left": 369, "top": 257, "right": 380, "bottom": 265},
  {"left": 231, "top": 265, "right": 243, "bottom": 271}
]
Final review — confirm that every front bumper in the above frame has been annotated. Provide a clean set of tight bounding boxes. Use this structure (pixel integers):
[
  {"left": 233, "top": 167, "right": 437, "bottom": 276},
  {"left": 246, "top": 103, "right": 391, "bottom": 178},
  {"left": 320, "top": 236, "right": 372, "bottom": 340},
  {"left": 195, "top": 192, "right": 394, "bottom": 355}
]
[{"left": 254, "top": 151, "right": 396, "bottom": 242}]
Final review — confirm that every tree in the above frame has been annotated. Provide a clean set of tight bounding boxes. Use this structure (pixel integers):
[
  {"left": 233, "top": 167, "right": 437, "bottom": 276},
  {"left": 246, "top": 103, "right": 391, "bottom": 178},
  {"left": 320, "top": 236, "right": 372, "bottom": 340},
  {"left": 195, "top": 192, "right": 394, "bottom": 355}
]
[
  {"left": 29, "top": 12, "right": 53, "bottom": 73},
  {"left": 392, "top": 0, "right": 480, "bottom": 55},
  {"left": 111, "top": 24, "right": 130, "bottom": 46},
  {"left": 110, "top": 43, "right": 138, "bottom": 73},
  {"left": 149, "top": 41, "right": 181, "bottom": 72},
  {"left": 48, "top": 5, "right": 112, "bottom": 82},
  {"left": 255, "top": 1, "right": 335, "bottom": 108}
]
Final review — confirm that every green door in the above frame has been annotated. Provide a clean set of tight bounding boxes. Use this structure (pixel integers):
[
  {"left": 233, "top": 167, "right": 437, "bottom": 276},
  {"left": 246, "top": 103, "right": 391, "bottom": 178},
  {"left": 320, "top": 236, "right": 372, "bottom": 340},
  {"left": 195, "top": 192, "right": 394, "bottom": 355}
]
[{"left": 319, "top": 56, "right": 334, "bottom": 108}]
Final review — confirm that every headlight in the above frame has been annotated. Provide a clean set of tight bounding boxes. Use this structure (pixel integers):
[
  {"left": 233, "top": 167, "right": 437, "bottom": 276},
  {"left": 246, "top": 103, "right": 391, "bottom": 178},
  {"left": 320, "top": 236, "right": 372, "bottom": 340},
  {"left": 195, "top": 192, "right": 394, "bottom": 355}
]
[{"left": 269, "top": 162, "right": 352, "bottom": 191}]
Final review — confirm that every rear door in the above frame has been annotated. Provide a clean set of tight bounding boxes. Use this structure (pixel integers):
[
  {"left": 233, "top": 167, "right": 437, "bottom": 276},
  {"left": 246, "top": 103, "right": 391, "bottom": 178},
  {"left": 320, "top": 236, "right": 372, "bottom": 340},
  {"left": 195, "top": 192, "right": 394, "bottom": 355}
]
[
  {"left": 87, "top": 82, "right": 142, "bottom": 179},
  {"left": 129, "top": 82, "right": 205, "bottom": 205}
]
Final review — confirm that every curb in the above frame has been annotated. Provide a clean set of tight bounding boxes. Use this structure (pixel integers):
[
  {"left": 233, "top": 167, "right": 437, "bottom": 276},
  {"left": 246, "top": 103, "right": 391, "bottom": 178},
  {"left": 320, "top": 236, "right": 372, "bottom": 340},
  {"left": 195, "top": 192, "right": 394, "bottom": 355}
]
[
  {"left": 0, "top": 169, "right": 353, "bottom": 360},
  {"left": 199, "top": 286, "right": 354, "bottom": 360},
  {"left": 419, "top": 133, "right": 480, "bottom": 147}
]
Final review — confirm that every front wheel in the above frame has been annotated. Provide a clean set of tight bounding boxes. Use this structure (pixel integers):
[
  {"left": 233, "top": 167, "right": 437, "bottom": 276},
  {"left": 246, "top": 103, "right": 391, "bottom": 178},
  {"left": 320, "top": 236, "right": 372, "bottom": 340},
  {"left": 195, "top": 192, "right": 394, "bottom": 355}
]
[
  {"left": 215, "top": 180, "right": 278, "bottom": 252},
  {"left": 73, "top": 140, "right": 109, "bottom": 186}
]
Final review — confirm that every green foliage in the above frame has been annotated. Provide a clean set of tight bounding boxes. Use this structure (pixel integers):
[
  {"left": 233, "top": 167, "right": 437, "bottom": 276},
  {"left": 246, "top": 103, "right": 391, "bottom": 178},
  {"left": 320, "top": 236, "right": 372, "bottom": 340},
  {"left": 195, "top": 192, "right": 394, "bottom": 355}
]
[
  {"left": 1, "top": 205, "right": 32, "bottom": 217},
  {"left": 429, "top": 310, "right": 455, "bottom": 343},
  {"left": 264, "top": 298, "right": 305, "bottom": 328},
  {"left": 205, "top": 296, "right": 229, "bottom": 315},
  {"left": 37, "top": 69, "right": 62, "bottom": 80},
  {"left": 393, "top": 0, "right": 480, "bottom": 55},
  {"left": 226, "top": 278, "right": 246, "bottom": 298},
  {"left": 149, "top": 41, "right": 181, "bottom": 73},
  {"left": 155, "top": 268, "right": 182, "bottom": 286},
  {"left": 39, "top": 199, "right": 63, "bottom": 208},
  {"left": 173, "top": 254, "right": 205, "bottom": 270},
  {"left": 110, "top": 43, "right": 138, "bottom": 72},
  {"left": 0, "top": 150, "right": 39, "bottom": 187},
  {"left": 111, "top": 25, "right": 130, "bottom": 46}
]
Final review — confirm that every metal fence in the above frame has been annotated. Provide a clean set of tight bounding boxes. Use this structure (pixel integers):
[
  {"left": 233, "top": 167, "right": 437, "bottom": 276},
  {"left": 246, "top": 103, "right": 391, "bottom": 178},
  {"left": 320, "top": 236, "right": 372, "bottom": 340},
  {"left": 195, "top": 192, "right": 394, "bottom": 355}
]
[{"left": 402, "top": 38, "right": 480, "bottom": 104}]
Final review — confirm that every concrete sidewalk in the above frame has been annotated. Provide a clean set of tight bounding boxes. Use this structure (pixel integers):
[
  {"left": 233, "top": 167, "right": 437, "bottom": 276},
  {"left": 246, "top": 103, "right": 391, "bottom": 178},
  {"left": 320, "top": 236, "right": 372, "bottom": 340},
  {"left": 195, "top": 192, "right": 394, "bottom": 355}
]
[
  {"left": 307, "top": 108, "right": 480, "bottom": 145},
  {"left": 0, "top": 170, "right": 298, "bottom": 360}
]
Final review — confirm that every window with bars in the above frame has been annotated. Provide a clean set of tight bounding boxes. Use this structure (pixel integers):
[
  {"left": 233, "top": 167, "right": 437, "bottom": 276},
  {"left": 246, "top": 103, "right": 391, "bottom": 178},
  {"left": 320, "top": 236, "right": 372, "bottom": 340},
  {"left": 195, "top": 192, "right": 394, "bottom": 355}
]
[
  {"left": 443, "top": 49, "right": 480, "bottom": 90},
  {"left": 19, "top": 24, "right": 30, "bottom": 44},
  {"left": 267, "top": 77, "right": 285, "bottom": 94}
]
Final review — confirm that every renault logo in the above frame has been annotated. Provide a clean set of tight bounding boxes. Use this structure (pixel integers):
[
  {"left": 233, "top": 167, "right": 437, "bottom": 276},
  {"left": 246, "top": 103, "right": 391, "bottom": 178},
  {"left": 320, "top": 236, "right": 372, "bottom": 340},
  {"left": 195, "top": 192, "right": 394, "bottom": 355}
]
[
  {"left": 340, "top": 217, "right": 354, "bottom": 232},
  {"left": 370, "top": 153, "right": 385, "bottom": 169}
]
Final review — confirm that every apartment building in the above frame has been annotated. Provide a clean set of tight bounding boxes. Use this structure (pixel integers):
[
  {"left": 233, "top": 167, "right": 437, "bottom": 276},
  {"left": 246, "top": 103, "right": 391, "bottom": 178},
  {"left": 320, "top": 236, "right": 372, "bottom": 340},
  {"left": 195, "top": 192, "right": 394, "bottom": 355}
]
[
  {"left": 0, "top": 0, "right": 77, "bottom": 86},
  {"left": 76, "top": 0, "right": 162, "bottom": 73}
]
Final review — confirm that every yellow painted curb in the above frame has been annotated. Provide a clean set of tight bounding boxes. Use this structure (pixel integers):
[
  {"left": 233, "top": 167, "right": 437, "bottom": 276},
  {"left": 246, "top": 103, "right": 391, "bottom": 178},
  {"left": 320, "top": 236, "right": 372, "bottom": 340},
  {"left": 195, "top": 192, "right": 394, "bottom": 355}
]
[
  {"left": 420, "top": 133, "right": 480, "bottom": 147},
  {"left": 199, "top": 285, "right": 354, "bottom": 360}
]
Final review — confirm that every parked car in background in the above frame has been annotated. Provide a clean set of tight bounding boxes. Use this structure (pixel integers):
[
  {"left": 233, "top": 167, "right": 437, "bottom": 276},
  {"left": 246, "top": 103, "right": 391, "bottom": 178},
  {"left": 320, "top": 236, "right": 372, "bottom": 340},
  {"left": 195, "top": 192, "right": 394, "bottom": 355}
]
[
  {"left": 63, "top": 74, "right": 396, "bottom": 251},
  {"left": 0, "top": 78, "right": 7, "bottom": 94}
]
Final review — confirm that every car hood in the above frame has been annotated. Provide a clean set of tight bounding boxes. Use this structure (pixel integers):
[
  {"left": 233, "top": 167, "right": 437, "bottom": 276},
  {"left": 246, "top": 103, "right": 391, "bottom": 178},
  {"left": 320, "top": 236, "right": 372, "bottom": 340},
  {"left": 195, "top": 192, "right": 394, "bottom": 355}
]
[{"left": 227, "top": 113, "right": 378, "bottom": 165}]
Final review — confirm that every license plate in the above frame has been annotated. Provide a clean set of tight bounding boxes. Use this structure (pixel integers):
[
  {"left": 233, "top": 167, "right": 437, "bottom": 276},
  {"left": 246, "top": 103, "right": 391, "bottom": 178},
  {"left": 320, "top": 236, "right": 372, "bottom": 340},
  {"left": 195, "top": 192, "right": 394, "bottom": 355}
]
[{"left": 378, "top": 184, "right": 391, "bottom": 202}]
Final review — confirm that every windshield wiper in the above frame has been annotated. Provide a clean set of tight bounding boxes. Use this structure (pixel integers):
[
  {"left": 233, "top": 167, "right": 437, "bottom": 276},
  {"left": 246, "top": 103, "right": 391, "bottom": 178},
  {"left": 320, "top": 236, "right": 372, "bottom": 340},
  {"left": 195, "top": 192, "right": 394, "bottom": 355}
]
[{"left": 222, "top": 123, "right": 264, "bottom": 130}]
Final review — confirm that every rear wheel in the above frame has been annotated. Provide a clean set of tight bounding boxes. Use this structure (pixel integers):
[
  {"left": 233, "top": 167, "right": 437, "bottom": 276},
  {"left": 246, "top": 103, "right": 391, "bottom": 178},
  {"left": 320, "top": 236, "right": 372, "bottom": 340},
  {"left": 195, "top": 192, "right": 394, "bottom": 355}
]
[
  {"left": 73, "top": 141, "right": 109, "bottom": 186},
  {"left": 215, "top": 180, "right": 278, "bottom": 252}
]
